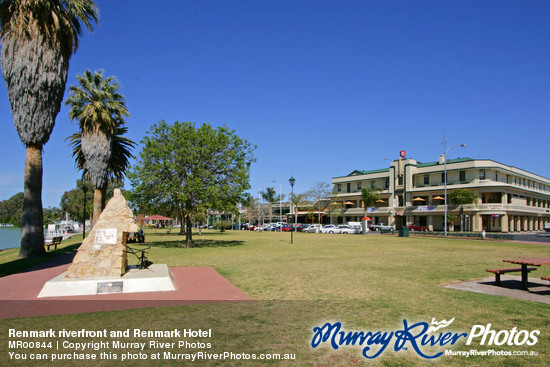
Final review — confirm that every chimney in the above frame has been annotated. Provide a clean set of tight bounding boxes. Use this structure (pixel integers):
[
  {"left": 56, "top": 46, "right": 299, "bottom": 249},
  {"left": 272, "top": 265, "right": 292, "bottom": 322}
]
[{"left": 439, "top": 154, "right": 445, "bottom": 164}]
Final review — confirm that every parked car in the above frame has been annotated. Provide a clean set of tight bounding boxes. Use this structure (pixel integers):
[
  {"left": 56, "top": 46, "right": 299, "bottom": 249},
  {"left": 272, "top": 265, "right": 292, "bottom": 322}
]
[
  {"left": 369, "top": 223, "right": 395, "bottom": 231},
  {"left": 296, "top": 224, "right": 308, "bottom": 232},
  {"left": 298, "top": 224, "right": 310, "bottom": 232},
  {"left": 281, "top": 225, "right": 294, "bottom": 232},
  {"left": 337, "top": 225, "right": 361, "bottom": 234},
  {"left": 545, "top": 223, "right": 550, "bottom": 232},
  {"left": 321, "top": 225, "right": 342, "bottom": 234},
  {"left": 303, "top": 224, "right": 323, "bottom": 233},
  {"left": 407, "top": 224, "right": 429, "bottom": 232}
]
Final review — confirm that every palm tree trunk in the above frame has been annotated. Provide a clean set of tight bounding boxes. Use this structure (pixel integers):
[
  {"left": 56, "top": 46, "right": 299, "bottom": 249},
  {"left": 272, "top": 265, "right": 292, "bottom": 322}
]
[
  {"left": 19, "top": 146, "right": 46, "bottom": 258},
  {"left": 101, "top": 185, "right": 107, "bottom": 210},
  {"left": 92, "top": 188, "right": 103, "bottom": 225}
]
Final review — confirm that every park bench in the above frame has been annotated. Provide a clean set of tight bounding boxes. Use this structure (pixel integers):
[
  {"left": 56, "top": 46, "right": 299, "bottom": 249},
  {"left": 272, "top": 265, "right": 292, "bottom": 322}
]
[
  {"left": 44, "top": 236, "right": 62, "bottom": 251},
  {"left": 486, "top": 267, "right": 537, "bottom": 286}
]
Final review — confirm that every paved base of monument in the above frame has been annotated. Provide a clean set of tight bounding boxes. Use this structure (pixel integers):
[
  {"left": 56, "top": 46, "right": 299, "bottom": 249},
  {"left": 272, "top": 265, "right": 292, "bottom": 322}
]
[{"left": 37, "top": 264, "right": 176, "bottom": 298}]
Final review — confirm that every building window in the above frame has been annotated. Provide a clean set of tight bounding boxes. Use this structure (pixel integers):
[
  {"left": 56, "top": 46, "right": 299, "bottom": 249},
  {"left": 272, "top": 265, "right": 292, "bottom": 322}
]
[
  {"left": 347, "top": 183, "right": 351, "bottom": 193},
  {"left": 495, "top": 171, "right": 498, "bottom": 181},
  {"left": 371, "top": 181, "right": 375, "bottom": 188},
  {"left": 337, "top": 184, "right": 341, "bottom": 192},
  {"left": 424, "top": 175, "right": 429, "bottom": 185},
  {"left": 357, "top": 182, "right": 362, "bottom": 190},
  {"left": 385, "top": 178, "right": 389, "bottom": 189},
  {"left": 479, "top": 169, "right": 485, "bottom": 180},
  {"left": 398, "top": 175, "right": 403, "bottom": 185},
  {"left": 441, "top": 172, "right": 446, "bottom": 183},
  {"left": 459, "top": 170, "right": 466, "bottom": 182}
]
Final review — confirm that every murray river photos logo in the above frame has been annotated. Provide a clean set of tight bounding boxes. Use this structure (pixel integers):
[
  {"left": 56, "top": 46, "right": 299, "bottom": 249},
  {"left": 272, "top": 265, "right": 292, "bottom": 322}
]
[{"left": 311, "top": 318, "right": 540, "bottom": 359}]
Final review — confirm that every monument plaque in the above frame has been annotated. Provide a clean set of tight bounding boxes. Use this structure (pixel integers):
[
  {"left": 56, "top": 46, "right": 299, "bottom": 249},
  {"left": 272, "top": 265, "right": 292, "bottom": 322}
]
[
  {"left": 92, "top": 228, "right": 118, "bottom": 250},
  {"left": 97, "top": 281, "right": 124, "bottom": 294}
]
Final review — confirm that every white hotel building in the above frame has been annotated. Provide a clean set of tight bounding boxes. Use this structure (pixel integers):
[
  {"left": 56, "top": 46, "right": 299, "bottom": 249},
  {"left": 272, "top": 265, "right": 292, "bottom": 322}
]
[{"left": 331, "top": 157, "right": 550, "bottom": 232}]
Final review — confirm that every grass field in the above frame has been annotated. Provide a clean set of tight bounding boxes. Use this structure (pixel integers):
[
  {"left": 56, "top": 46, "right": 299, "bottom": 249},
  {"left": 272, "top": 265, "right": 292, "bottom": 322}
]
[{"left": 1, "top": 230, "right": 549, "bottom": 366}]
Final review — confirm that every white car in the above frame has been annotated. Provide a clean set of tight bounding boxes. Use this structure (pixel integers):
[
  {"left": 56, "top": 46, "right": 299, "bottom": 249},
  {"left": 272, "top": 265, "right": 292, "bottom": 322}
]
[
  {"left": 545, "top": 223, "right": 550, "bottom": 232},
  {"left": 303, "top": 224, "right": 323, "bottom": 233},
  {"left": 321, "top": 225, "right": 341, "bottom": 234},
  {"left": 338, "top": 225, "right": 361, "bottom": 234}
]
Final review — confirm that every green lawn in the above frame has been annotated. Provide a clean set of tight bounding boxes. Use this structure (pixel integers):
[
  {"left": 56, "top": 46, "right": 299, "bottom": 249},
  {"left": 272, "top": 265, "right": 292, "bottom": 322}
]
[{"left": 1, "top": 230, "right": 549, "bottom": 366}]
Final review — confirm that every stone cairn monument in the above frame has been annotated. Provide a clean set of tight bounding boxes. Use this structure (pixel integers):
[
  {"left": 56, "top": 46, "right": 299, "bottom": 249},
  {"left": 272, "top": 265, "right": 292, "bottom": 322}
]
[{"left": 66, "top": 189, "right": 139, "bottom": 278}]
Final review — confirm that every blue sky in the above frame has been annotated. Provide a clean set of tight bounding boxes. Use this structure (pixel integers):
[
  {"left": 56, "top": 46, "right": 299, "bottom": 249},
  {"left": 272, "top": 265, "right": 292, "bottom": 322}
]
[{"left": 1, "top": 0, "right": 549, "bottom": 207}]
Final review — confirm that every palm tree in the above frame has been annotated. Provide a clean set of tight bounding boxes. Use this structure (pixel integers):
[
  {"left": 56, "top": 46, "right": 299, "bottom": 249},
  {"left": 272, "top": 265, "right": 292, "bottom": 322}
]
[
  {"left": 66, "top": 70, "right": 132, "bottom": 224},
  {"left": 261, "top": 187, "right": 281, "bottom": 224},
  {"left": 361, "top": 187, "right": 381, "bottom": 230},
  {"left": 0, "top": 0, "right": 98, "bottom": 258},
  {"left": 289, "top": 192, "right": 307, "bottom": 223}
]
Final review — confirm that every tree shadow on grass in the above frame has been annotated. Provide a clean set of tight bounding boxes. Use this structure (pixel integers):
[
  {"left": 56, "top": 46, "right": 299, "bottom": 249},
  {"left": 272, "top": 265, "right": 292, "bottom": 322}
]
[{"left": 151, "top": 239, "right": 245, "bottom": 249}]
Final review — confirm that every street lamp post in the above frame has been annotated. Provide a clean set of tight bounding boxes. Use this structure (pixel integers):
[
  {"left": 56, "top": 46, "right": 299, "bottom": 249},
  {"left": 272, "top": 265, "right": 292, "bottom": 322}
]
[
  {"left": 82, "top": 185, "right": 88, "bottom": 240},
  {"left": 288, "top": 176, "right": 296, "bottom": 244},
  {"left": 444, "top": 144, "right": 466, "bottom": 237}
]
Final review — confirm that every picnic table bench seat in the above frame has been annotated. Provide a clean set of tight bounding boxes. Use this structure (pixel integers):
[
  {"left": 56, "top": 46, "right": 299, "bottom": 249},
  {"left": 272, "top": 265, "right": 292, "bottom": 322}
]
[
  {"left": 45, "top": 236, "right": 63, "bottom": 251},
  {"left": 486, "top": 267, "right": 537, "bottom": 286}
]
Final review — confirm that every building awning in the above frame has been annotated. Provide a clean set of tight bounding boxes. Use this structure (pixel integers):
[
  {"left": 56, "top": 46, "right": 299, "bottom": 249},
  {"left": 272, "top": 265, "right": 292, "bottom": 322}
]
[{"left": 144, "top": 215, "right": 173, "bottom": 221}]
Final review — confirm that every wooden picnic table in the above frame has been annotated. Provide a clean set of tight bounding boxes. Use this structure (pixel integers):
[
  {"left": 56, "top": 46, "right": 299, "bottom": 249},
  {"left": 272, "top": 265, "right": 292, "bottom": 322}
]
[{"left": 502, "top": 258, "right": 550, "bottom": 290}]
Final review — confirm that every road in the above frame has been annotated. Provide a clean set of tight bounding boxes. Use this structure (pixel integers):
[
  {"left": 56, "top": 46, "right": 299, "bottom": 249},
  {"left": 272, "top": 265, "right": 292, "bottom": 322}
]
[{"left": 511, "top": 231, "right": 550, "bottom": 244}]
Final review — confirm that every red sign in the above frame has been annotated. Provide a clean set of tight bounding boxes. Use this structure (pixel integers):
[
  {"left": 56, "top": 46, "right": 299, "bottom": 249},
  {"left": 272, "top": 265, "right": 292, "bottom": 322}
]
[{"left": 400, "top": 150, "right": 406, "bottom": 158}]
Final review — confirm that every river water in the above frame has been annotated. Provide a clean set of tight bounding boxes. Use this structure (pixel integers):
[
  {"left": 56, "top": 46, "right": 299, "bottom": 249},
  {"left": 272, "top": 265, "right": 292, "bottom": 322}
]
[{"left": 0, "top": 227, "right": 20, "bottom": 250}]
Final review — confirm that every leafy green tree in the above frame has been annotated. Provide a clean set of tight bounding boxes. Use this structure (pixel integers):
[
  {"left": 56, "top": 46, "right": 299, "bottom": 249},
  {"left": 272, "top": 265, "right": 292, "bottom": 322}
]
[
  {"left": 43, "top": 207, "right": 63, "bottom": 225},
  {"left": 0, "top": 192, "right": 24, "bottom": 226},
  {"left": 451, "top": 189, "right": 478, "bottom": 231},
  {"left": 0, "top": 0, "right": 98, "bottom": 257},
  {"left": 66, "top": 70, "right": 134, "bottom": 224},
  {"left": 129, "top": 121, "right": 256, "bottom": 247}
]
